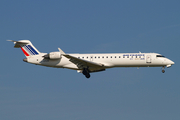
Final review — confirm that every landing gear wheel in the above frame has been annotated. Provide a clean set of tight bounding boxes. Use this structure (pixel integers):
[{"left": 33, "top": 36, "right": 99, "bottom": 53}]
[
  {"left": 162, "top": 66, "right": 165, "bottom": 73},
  {"left": 85, "top": 73, "right": 90, "bottom": 78}
]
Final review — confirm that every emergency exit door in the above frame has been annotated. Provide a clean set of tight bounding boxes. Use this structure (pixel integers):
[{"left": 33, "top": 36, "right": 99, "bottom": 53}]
[{"left": 90, "top": 56, "right": 93, "bottom": 61}]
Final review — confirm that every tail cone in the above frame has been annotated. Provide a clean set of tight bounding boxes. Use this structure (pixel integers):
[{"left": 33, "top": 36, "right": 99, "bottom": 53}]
[{"left": 23, "top": 58, "right": 27, "bottom": 62}]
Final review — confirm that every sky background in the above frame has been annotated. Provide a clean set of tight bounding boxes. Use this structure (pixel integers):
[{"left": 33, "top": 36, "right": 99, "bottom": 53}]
[{"left": 1, "top": 0, "right": 180, "bottom": 120}]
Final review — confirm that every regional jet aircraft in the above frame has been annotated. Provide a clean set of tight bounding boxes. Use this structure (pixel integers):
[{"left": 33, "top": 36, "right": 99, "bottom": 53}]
[{"left": 8, "top": 40, "right": 174, "bottom": 78}]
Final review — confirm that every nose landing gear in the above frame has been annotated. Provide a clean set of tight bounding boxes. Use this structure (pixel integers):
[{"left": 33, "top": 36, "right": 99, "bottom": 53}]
[{"left": 162, "top": 66, "right": 165, "bottom": 73}]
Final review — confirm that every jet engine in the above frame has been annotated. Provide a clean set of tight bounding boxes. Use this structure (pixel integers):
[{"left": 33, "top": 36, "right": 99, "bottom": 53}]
[{"left": 43, "top": 52, "right": 62, "bottom": 59}]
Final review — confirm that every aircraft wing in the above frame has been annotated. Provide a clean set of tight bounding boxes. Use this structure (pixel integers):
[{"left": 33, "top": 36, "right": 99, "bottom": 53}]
[
  {"left": 58, "top": 48, "right": 104, "bottom": 71},
  {"left": 63, "top": 54, "right": 104, "bottom": 68}
]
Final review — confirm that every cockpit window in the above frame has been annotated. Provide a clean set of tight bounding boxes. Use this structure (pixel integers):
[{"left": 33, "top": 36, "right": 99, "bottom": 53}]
[{"left": 156, "top": 55, "right": 165, "bottom": 57}]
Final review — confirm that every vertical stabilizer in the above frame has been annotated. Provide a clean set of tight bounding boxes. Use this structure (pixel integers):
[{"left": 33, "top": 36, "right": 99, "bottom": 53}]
[{"left": 8, "top": 40, "right": 40, "bottom": 57}]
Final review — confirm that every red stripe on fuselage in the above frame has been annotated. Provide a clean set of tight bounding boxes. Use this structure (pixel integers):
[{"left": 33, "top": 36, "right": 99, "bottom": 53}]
[{"left": 20, "top": 46, "right": 29, "bottom": 56}]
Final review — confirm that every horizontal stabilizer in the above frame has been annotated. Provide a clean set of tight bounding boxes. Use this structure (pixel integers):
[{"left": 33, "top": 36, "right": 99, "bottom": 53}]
[{"left": 7, "top": 40, "right": 29, "bottom": 48}]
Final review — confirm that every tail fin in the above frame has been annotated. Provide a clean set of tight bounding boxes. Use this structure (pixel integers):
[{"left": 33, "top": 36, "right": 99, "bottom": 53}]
[{"left": 8, "top": 40, "right": 40, "bottom": 57}]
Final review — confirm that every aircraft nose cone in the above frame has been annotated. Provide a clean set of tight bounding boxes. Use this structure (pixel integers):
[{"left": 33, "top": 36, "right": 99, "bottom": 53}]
[{"left": 169, "top": 59, "right": 175, "bottom": 65}]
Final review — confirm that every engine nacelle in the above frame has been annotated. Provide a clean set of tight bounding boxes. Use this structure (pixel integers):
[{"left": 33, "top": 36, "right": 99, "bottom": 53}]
[
  {"left": 44, "top": 52, "right": 61, "bottom": 59},
  {"left": 49, "top": 52, "right": 61, "bottom": 59}
]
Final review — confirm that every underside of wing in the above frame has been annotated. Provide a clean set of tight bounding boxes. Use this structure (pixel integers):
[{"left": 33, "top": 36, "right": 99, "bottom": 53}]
[{"left": 63, "top": 54, "right": 105, "bottom": 72}]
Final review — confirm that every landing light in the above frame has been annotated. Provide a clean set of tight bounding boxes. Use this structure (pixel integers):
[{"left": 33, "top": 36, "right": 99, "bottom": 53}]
[{"left": 166, "top": 64, "right": 171, "bottom": 68}]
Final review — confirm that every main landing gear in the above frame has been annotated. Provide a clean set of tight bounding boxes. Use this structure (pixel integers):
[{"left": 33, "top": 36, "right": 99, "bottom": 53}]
[
  {"left": 82, "top": 68, "right": 90, "bottom": 78},
  {"left": 162, "top": 66, "right": 165, "bottom": 73}
]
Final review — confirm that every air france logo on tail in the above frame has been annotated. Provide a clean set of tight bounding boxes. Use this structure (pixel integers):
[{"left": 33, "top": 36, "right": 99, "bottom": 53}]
[{"left": 20, "top": 45, "right": 39, "bottom": 56}]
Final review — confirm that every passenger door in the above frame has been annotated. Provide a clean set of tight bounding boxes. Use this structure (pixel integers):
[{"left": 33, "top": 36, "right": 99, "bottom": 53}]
[{"left": 146, "top": 55, "right": 151, "bottom": 63}]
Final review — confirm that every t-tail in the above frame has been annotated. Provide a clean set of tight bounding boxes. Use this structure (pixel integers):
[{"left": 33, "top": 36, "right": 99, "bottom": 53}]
[{"left": 7, "top": 40, "right": 40, "bottom": 57}]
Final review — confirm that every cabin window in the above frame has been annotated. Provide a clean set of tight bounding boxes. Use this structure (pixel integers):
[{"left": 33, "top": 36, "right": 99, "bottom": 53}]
[
  {"left": 102, "top": 56, "right": 104, "bottom": 58},
  {"left": 87, "top": 57, "right": 88, "bottom": 59},
  {"left": 127, "top": 56, "right": 129, "bottom": 58},
  {"left": 106, "top": 56, "right": 108, "bottom": 58},
  {"left": 111, "top": 56, "right": 112, "bottom": 58},
  {"left": 98, "top": 56, "right": 100, "bottom": 58},
  {"left": 123, "top": 56, "right": 125, "bottom": 58},
  {"left": 95, "top": 56, "right": 96, "bottom": 58},
  {"left": 119, "top": 56, "right": 121, "bottom": 58},
  {"left": 115, "top": 56, "right": 116, "bottom": 58}
]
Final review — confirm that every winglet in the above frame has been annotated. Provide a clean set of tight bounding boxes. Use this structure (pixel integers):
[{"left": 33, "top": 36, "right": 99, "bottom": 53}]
[{"left": 58, "top": 48, "right": 65, "bottom": 55}]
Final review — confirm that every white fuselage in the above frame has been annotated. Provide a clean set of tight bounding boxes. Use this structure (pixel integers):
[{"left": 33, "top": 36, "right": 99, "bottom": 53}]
[
  {"left": 9, "top": 40, "right": 175, "bottom": 78},
  {"left": 26, "top": 52, "right": 174, "bottom": 71}
]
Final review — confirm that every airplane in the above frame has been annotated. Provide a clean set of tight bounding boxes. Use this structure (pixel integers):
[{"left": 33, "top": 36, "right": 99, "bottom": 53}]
[{"left": 8, "top": 40, "right": 175, "bottom": 78}]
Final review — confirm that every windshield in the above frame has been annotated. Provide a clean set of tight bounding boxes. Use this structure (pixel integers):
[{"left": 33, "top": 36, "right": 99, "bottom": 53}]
[{"left": 156, "top": 55, "right": 165, "bottom": 58}]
